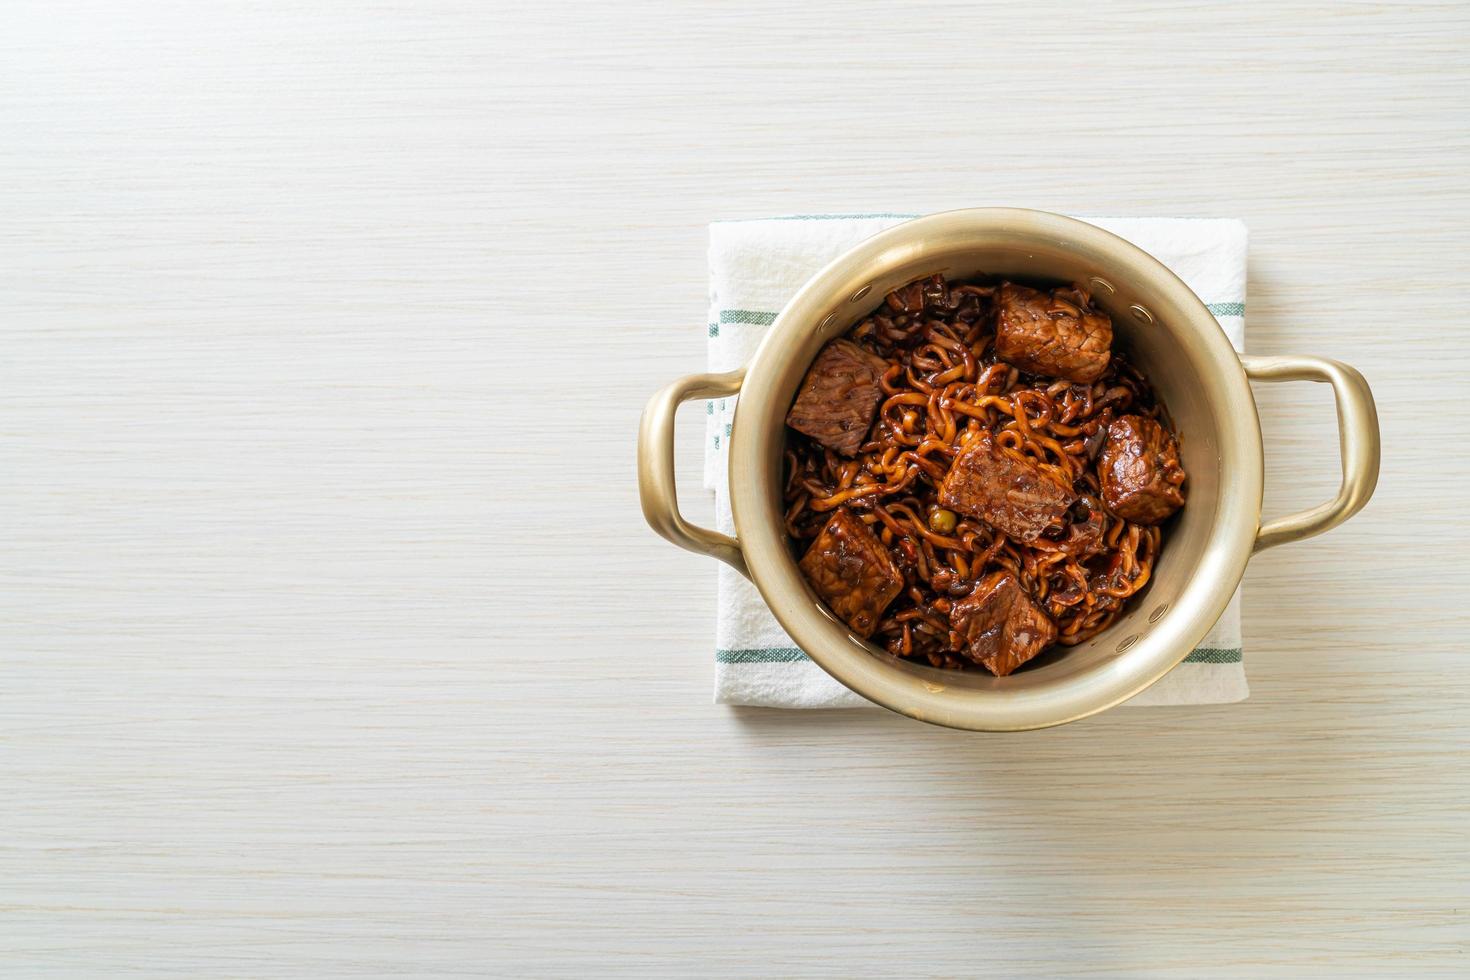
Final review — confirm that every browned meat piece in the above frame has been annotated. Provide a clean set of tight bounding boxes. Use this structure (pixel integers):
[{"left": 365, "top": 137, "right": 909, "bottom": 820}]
[
  {"left": 938, "top": 431, "right": 1075, "bottom": 542},
  {"left": 993, "top": 282, "right": 1112, "bottom": 383},
  {"left": 798, "top": 508, "right": 904, "bottom": 639},
  {"left": 949, "top": 571, "right": 1057, "bottom": 676},
  {"left": 786, "top": 339, "right": 890, "bottom": 455},
  {"left": 1099, "top": 415, "right": 1187, "bottom": 524}
]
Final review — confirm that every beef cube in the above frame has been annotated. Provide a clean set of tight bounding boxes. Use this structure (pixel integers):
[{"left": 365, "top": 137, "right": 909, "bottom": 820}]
[
  {"left": 786, "top": 339, "right": 890, "bottom": 455},
  {"left": 938, "top": 431, "right": 1075, "bottom": 542},
  {"left": 993, "top": 282, "right": 1112, "bottom": 383},
  {"left": 1099, "top": 415, "right": 1187, "bottom": 524},
  {"left": 949, "top": 572, "right": 1057, "bottom": 676},
  {"left": 798, "top": 508, "right": 904, "bottom": 639}
]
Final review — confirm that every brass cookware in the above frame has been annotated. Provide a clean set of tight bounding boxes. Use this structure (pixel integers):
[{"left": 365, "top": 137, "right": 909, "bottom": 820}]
[{"left": 640, "top": 209, "right": 1379, "bottom": 730}]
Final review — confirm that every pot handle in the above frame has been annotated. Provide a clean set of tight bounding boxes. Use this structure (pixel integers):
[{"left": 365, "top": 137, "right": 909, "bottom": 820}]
[
  {"left": 1240, "top": 354, "right": 1380, "bottom": 553},
  {"left": 638, "top": 368, "right": 749, "bottom": 577}
]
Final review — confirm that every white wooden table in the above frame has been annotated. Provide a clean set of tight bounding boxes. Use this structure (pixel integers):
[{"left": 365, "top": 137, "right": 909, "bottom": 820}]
[{"left": 4, "top": 2, "right": 1468, "bottom": 975}]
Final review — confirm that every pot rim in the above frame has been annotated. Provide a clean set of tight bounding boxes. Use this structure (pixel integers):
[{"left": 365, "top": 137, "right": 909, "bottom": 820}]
[{"left": 727, "top": 208, "right": 1261, "bottom": 730}]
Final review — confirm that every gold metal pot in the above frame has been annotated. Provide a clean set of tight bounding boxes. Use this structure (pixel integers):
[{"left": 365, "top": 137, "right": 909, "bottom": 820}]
[{"left": 639, "top": 209, "right": 1379, "bottom": 730}]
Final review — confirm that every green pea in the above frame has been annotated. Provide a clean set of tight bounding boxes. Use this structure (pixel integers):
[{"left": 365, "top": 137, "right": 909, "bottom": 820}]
[{"left": 929, "top": 508, "right": 958, "bottom": 534}]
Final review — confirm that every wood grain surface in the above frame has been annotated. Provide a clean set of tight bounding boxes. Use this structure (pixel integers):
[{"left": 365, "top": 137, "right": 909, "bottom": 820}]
[{"left": 3, "top": 1, "right": 1468, "bottom": 976}]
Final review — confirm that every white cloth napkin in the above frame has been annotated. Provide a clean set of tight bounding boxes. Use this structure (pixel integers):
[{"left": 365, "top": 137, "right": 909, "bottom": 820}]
[{"left": 703, "top": 213, "right": 1249, "bottom": 709}]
